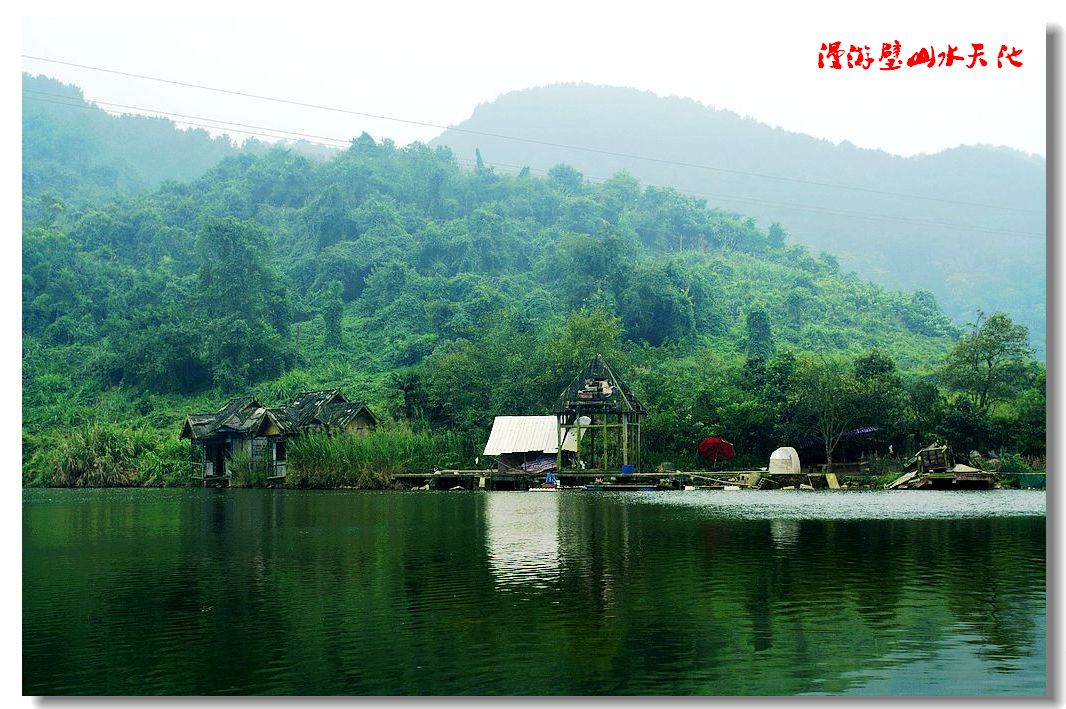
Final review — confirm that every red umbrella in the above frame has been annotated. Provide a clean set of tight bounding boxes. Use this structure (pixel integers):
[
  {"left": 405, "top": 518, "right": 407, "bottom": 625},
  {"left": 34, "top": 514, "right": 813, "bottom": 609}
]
[{"left": 697, "top": 437, "right": 736, "bottom": 464}]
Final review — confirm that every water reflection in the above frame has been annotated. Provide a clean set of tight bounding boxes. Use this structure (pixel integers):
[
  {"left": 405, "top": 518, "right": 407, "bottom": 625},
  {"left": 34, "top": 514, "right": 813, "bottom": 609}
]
[
  {"left": 484, "top": 492, "right": 560, "bottom": 590},
  {"left": 770, "top": 519, "right": 800, "bottom": 552},
  {"left": 23, "top": 489, "right": 1046, "bottom": 696}
]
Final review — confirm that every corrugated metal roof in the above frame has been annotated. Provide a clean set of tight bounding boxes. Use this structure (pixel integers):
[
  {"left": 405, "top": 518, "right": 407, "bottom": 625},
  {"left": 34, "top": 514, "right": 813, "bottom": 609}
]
[
  {"left": 484, "top": 416, "right": 560, "bottom": 456},
  {"left": 483, "top": 416, "right": 587, "bottom": 456}
]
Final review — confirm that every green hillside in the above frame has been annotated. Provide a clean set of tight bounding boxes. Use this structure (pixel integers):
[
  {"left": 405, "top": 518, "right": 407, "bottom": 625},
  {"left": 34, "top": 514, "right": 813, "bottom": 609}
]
[
  {"left": 431, "top": 84, "right": 1046, "bottom": 357},
  {"left": 21, "top": 81, "right": 1044, "bottom": 487}
]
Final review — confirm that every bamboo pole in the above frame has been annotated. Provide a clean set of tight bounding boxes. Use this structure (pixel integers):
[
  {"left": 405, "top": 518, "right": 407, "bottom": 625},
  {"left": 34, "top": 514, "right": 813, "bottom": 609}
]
[{"left": 556, "top": 414, "right": 563, "bottom": 472}]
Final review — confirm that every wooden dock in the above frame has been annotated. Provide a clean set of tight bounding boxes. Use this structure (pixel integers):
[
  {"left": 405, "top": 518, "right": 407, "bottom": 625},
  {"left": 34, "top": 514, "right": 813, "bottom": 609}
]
[
  {"left": 392, "top": 469, "right": 784, "bottom": 491},
  {"left": 393, "top": 468, "right": 1011, "bottom": 491}
]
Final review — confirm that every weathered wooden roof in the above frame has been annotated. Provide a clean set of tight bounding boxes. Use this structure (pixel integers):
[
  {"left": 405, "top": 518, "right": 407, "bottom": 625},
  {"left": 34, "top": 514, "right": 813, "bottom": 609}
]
[
  {"left": 555, "top": 354, "right": 646, "bottom": 415},
  {"left": 181, "top": 390, "right": 377, "bottom": 440},
  {"left": 318, "top": 400, "right": 379, "bottom": 428},
  {"left": 215, "top": 396, "right": 262, "bottom": 426},
  {"left": 181, "top": 397, "right": 264, "bottom": 440},
  {"left": 266, "top": 407, "right": 299, "bottom": 432},
  {"left": 181, "top": 413, "right": 219, "bottom": 440},
  {"left": 287, "top": 389, "right": 349, "bottom": 427}
]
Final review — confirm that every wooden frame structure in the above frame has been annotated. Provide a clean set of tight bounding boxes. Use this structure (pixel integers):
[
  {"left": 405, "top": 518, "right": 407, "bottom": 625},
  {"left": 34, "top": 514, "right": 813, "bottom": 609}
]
[{"left": 555, "top": 354, "right": 646, "bottom": 472}]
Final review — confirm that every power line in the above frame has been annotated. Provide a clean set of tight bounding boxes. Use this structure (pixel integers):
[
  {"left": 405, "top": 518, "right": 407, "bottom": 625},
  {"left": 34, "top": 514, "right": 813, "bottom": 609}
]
[
  {"left": 25, "top": 94, "right": 350, "bottom": 147},
  {"left": 23, "top": 89, "right": 353, "bottom": 146},
  {"left": 22, "top": 54, "right": 1044, "bottom": 216},
  {"left": 23, "top": 91, "right": 1046, "bottom": 240}
]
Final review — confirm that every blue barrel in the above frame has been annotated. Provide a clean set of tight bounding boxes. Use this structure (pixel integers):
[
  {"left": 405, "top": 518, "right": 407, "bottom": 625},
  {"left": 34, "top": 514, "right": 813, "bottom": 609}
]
[{"left": 621, "top": 464, "right": 635, "bottom": 475}]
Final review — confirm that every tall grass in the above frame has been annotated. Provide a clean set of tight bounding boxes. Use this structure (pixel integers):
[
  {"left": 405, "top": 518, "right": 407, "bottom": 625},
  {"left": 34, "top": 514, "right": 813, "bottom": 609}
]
[
  {"left": 23, "top": 421, "right": 478, "bottom": 489},
  {"left": 25, "top": 423, "right": 193, "bottom": 487},
  {"left": 229, "top": 449, "right": 271, "bottom": 488},
  {"left": 990, "top": 451, "right": 1041, "bottom": 475},
  {"left": 287, "top": 426, "right": 479, "bottom": 489}
]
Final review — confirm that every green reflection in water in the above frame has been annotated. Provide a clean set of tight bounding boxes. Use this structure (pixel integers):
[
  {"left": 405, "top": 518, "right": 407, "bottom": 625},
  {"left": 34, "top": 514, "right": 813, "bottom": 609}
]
[{"left": 23, "top": 489, "right": 1045, "bottom": 695}]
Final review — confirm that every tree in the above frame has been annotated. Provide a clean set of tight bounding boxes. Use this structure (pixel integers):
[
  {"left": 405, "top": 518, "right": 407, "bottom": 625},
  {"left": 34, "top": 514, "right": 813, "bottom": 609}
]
[
  {"left": 322, "top": 280, "right": 343, "bottom": 348},
  {"left": 796, "top": 356, "right": 861, "bottom": 471},
  {"left": 387, "top": 369, "right": 423, "bottom": 422},
  {"left": 1010, "top": 365, "right": 1046, "bottom": 456},
  {"left": 419, "top": 339, "right": 496, "bottom": 430},
  {"left": 767, "top": 222, "right": 787, "bottom": 248},
  {"left": 547, "top": 164, "right": 585, "bottom": 195},
  {"left": 745, "top": 308, "right": 773, "bottom": 360},
  {"left": 194, "top": 217, "right": 294, "bottom": 386},
  {"left": 545, "top": 307, "right": 625, "bottom": 384},
  {"left": 904, "top": 380, "right": 946, "bottom": 444},
  {"left": 111, "top": 302, "right": 211, "bottom": 393},
  {"left": 941, "top": 311, "right": 1032, "bottom": 414},
  {"left": 852, "top": 348, "right": 905, "bottom": 435},
  {"left": 305, "top": 185, "right": 353, "bottom": 248},
  {"left": 196, "top": 217, "right": 287, "bottom": 323},
  {"left": 937, "top": 398, "right": 992, "bottom": 454},
  {"left": 618, "top": 263, "right": 696, "bottom": 346}
]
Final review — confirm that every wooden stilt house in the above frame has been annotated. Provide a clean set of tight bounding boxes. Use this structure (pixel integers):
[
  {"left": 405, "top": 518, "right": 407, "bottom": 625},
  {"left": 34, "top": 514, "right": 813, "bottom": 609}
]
[
  {"left": 180, "top": 397, "right": 294, "bottom": 483},
  {"left": 180, "top": 389, "right": 378, "bottom": 485}
]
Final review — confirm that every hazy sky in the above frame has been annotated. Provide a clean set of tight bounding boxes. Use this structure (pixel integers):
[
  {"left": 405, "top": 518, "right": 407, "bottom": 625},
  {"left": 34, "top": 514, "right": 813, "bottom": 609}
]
[{"left": 21, "top": 3, "right": 1051, "bottom": 158}]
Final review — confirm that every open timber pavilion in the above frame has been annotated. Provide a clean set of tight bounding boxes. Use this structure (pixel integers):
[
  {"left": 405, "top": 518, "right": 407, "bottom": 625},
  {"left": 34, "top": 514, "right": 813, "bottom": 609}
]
[{"left": 554, "top": 354, "right": 646, "bottom": 474}]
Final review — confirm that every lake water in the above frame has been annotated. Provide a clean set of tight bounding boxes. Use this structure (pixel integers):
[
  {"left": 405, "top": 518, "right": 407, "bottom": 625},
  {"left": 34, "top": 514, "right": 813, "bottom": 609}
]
[{"left": 23, "top": 488, "right": 1046, "bottom": 696}]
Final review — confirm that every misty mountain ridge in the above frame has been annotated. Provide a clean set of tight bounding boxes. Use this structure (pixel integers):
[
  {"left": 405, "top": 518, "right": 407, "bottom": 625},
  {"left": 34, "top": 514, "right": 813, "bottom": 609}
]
[
  {"left": 460, "top": 82, "right": 1043, "bottom": 161},
  {"left": 22, "top": 73, "right": 335, "bottom": 208}
]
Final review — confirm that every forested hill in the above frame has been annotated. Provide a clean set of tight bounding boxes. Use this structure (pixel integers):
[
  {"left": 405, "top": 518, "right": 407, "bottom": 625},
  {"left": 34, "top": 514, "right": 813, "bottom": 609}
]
[
  {"left": 22, "top": 74, "right": 335, "bottom": 214},
  {"left": 430, "top": 84, "right": 1046, "bottom": 357},
  {"left": 22, "top": 79, "right": 1046, "bottom": 484}
]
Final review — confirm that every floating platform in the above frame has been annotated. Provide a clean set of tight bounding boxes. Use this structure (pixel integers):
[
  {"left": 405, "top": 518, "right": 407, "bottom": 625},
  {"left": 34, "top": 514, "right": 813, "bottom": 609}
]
[{"left": 885, "top": 467, "right": 999, "bottom": 490}]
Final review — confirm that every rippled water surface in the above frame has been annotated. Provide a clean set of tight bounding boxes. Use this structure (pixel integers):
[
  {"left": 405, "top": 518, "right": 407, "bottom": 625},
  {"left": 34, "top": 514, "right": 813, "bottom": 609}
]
[{"left": 23, "top": 489, "right": 1046, "bottom": 695}]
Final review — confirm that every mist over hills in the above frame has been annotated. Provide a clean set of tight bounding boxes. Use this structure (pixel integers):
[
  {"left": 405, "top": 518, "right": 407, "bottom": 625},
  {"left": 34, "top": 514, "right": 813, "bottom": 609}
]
[
  {"left": 22, "top": 74, "right": 335, "bottom": 211},
  {"left": 430, "top": 83, "right": 1046, "bottom": 356}
]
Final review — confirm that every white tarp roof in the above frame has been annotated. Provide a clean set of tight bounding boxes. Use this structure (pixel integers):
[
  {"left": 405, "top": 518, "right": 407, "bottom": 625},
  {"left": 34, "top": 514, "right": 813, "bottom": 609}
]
[
  {"left": 769, "top": 447, "right": 802, "bottom": 474},
  {"left": 483, "top": 415, "right": 586, "bottom": 456}
]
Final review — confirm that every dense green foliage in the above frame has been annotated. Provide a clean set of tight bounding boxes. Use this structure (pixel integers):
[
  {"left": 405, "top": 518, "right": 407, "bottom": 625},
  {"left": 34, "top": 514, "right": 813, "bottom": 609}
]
[
  {"left": 432, "top": 83, "right": 1046, "bottom": 357},
  {"left": 21, "top": 80, "right": 1046, "bottom": 485}
]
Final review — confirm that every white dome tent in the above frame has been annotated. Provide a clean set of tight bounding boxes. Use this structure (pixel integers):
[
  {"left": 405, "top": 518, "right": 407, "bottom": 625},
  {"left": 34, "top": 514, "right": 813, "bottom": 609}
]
[{"left": 768, "top": 447, "right": 801, "bottom": 474}]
